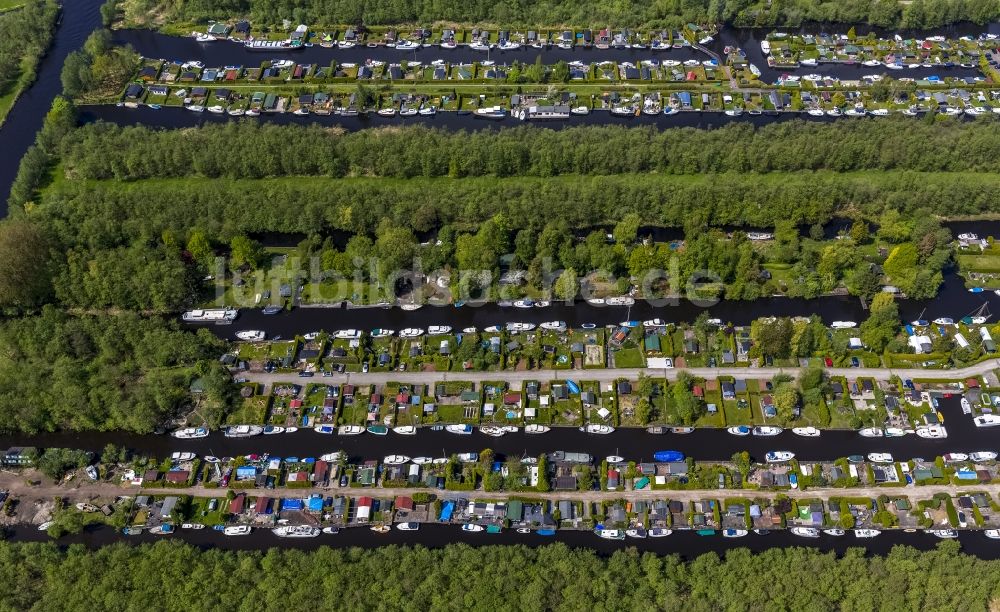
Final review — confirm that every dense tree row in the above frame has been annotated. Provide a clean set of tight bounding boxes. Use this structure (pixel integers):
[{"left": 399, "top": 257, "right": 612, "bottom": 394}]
[
  {"left": 0, "top": 307, "right": 228, "bottom": 433},
  {"left": 118, "top": 0, "right": 1000, "bottom": 29},
  {"left": 58, "top": 119, "right": 1000, "bottom": 181},
  {"left": 0, "top": 540, "right": 994, "bottom": 610},
  {"left": 0, "top": 1, "right": 59, "bottom": 106},
  {"left": 60, "top": 30, "right": 140, "bottom": 101}
]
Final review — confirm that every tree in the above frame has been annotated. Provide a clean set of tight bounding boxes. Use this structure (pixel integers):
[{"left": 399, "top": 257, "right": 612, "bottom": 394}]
[
  {"left": 731, "top": 451, "right": 751, "bottom": 478},
  {"left": 671, "top": 375, "right": 700, "bottom": 425},
  {"left": 186, "top": 230, "right": 212, "bottom": 267},
  {"left": 752, "top": 318, "right": 794, "bottom": 359},
  {"left": 860, "top": 292, "right": 900, "bottom": 352},
  {"left": 229, "top": 235, "right": 263, "bottom": 270},
  {"left": 635, "top": 397, "right": 652, "bottom": 425},
  {"left": 0, "top": 220, "right": 53, "bottom": 310},
  {"left": 883, "top": 243, "right": 919, "bottom": 295},
  {"left": 613, "top": 213, "right": 641, "bottom": 246},
  {"left": 554, "top": 268, "right": 578, "bottom": 302},
  {"left": 772, "top": 384, "right": 800, "bottom": 421}
]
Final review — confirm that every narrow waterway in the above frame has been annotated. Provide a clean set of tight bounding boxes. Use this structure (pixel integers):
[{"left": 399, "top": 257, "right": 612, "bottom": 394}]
[
  {"left": 6, "top": 522, "right": 996, "bottom": 559},
  {"left": 0, "top": 397, "right": 990, "bottom": 463},
  {"left": 0, "top": 0, "right": 103, "bottom": 209}
]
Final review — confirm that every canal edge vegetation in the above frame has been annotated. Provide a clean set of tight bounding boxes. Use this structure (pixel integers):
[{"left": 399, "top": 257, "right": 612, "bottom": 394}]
[
  {"left": 0, "top": 539, "right": 991, "bottom": 610},
  {"left": 0, "top": 0, "right": 60, "bottom": 127}
]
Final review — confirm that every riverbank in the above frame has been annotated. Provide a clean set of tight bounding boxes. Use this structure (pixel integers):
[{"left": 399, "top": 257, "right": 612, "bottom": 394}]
[{"left": 0, "top": 0, "right": 60, "bottom": 127}]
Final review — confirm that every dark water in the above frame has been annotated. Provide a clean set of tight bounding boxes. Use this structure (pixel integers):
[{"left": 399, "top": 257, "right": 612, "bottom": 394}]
[
  {"left": 8, "top": 522, "right": 999, "bottom": 559},
  {"left": 0, "top": 0, "right": 103, "bottom": 209},
  {"left": 707, "top": 24, "right": 997, "bottom": 83},
  {"left": 113, "top": 26, "right": 985, "bottom": 83},
  {"left": 0, "top": 396, "right": 992, "bottom": 464},
  {"left": 191, "top": 257, "right": 995, "bottom": 339},
  {"left": 81, "top": 104, "right": 854, "bottom": 130},
  {"left": 115, "top": 28, "right": 701, "bottom": 65}
]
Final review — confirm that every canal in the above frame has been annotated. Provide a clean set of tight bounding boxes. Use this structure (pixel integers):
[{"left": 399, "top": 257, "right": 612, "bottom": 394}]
[{"left": 7, "top": 522, "right": 997, "bottom": 558}]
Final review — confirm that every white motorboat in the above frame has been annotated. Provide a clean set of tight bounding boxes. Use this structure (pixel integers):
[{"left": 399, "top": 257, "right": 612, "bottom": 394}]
[
  {"left": 223, "top": 525, "right": 252, "bottom": 536},
  {"left": 170, "top": 452, "right": 196, "bottom": 461},
  {"left": 765, "top": 451, "right": 795, "bottom": 463},
  {"left": 728, "top": 426, "right": 750, "bottom": 436},
  {"left": 314, "top": 424, "right": 336, "bottom": 434},
  {"left": 171, "top": 427, "right": 209, "bottom": 439},
  {"left": 272, "top": 525, "right": 321, "bottom": 538},
  {"left": 928, "top": 529, "right": 958, "bottom": 538},
  {"left": 334, "top": 329, "right": 361, "bottom": 339},
  {"left": 625, "top": 528, "right": 647, "bottom": 539},
  {"left": 507, "top": 322, "right": 536, "bottom": 332},
  {"left": 723, "top": 529, "right": 748, "bottom": 538},
  {"left": 182, "top": 308, "right": 238, "bottom": 323},
  {"left": 370, "top": 328, "right": 394, "bottom": 338},
  {"left": 393, "top": 426, "right": 417, "bottom": 435},
  {"left": 791, "top": 527, "right": 819, "bottom": 538},
  {"left": 582, "top": 424, "right": 615, "bottom": 434},
  {"left": 427, "top": 325, "right": 452, "bottom": 335},
  {"left": 520, "top": 457, "right": 538, "bottom": 465},
  {"left": 915, "top": 425, "right": 948, "bottom": 439},
  {"left": 479, "top": 425, "right": 506, "bottom": 437},
  {"left": 412, "top": 457, "right": 433, "bottom": 465},
  {"left": 859, "top": 428, "right": 884, "bottom": 438},
  {"left": 322, "top": 526, "right": 340, "bottom": 534},
  {"left": 752, "top": 426, "right": 782, "bottom": 436},
  {"left": 961, "top": 398, "right": 972, "bottom": 414},
  {"left": 399, "top": 328, "right": 425, "bottom": 338},
  {"left": 853, "top": 529, "right": 881, "bottom": 538},
  {"left": 985, "top": 529, "right": 1000, "bottom": 539},
  {"left": 319, "top": 452, "right": 343, "bottom": 462},
  {"left": 975, "top": 415, "right": 1000, "bottom": 427},
  {"left": 262, "top": 425, "right": 285, "bottom": 435},
  {"left": 571, "top": 106, "right": 590, "bottom": 115},
  {"left": 461, "top": 327, "right": 477, "bottom": 333},
  {"left": 203, "top": 455, "right": 220, "bottom": 463},
  {"left": 830, "top": 321, "right": 856, "bottom": 329},
  {"left": 596, "top": 529, "right": 626, "bottom": 540},
  {"left": 822, "top": 528, "right": 845, "bottom": 536},
  {"left": 648, "top": 528, "right": 672, "bottom": 537},
  {"left": 338, "top": 425, "right": 365, "bottom": 435},
  {"left": 383, "top": 455, "right": 410, "bottom": 465},
  {"left": 445, "top": 424, "right": 473, "bottom": 435},
  {"left": 605, "top": 455, "right": 624, "bottom": 464},
  {"left": 524, "top": 424, "right": 550, "bottom": 434},
  {"left": 462, "top": 524, "right": 484, "bottom": 532},
  {"left": 792, "top": 427, "right": 820, "bottom": 437},
  {"left": 643, "top": 318, "right": 666, "bottom": 327},
  {"left": 540, "top": 321, "right": 567, "bottom": 331},
  {"left": 224, "top": 425, "right": 263, "bottom": 438},
  {"left": 867, "top": 453, "right": 893, "bottom": 463},
  {"left": 942, "top": 453, "right": 969, "bottom": 463},
  {"left": 181, "top": 523, "right": 205, "bottom": 530},
  {"left": 933, "top": 317, "right": 954, "bottom": 326},
  {"left": 884, "top": 428, "right": 907, "bottom": 437},
  {"left": 235, "top": 330, "right": 265, "bottom": 341},
  {"left": 970, "top": 452, "right": 998, "bottom": 462},
  {"left": 396, "top": 522, "right": 420, "bottom": 531}
]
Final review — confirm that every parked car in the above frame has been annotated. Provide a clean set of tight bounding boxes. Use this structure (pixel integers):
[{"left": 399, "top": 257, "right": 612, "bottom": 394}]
[{"left": 851, "top": 357, "right": 860, "bottom": 367}]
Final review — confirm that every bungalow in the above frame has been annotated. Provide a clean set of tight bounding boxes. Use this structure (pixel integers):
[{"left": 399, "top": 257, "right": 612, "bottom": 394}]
[
  {"left": 433, "top": 66, "right": 447, "bottom": 80},
  {"left": 230, "top": 493, "right": 247, "bottom": 515},
  {"left": 722, "top": 382, "right": 736, "bottom": 399},
  {"left": 254, "top": 496, "right": 272, "bottom": 517},
  {"left": 214, "top": 88, "right": 232, "bottom": 101},
  {"left": 356, "top": 496, "right": 373, "bottom": 522},
  {"left": 165, "top": 470, "right": 189, "bottom": 484},
  {"left": 558, "top": 500, "right": 575, "bottom": 520},
  {"left": 200, "top": 69, "right": 219, "bottom": 82},
  {"left": 124, "top": 83, "right": 144, "bottom": 99},
  {"left": 761, "top": 395, "right": 776, "bottom": 418},
  {"left": 387, "top": 65, "right": 403, "bottom": 80},
  {"left": 395, "top": 496, "right": 414, "bottom": 512},
  {"left": 147, "top": 85, "right": 168, "bottom": 96},
  {"left": 137, "top": 66, "right": 159, "bottom": 81}
]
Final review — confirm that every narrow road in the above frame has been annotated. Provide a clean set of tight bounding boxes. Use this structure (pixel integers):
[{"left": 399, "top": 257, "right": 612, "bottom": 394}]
[
  {"left": 12, "top": 474, "right": 995, "bottom": 507},
  {"left": 242, "top": 359, "right": 1000, "bottom": 389}
]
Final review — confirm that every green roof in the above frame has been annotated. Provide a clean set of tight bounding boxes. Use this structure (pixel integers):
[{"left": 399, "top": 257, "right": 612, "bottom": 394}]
[{"left": 506, "top": 500, "right": 523, "bottom": 520}]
